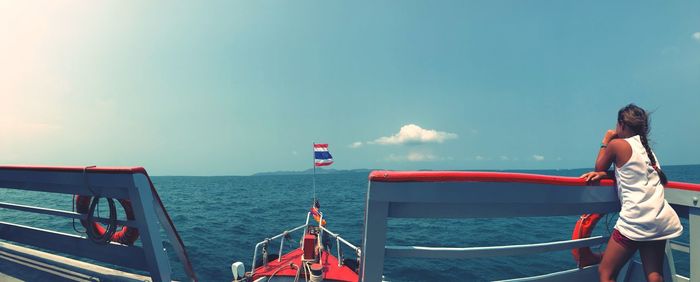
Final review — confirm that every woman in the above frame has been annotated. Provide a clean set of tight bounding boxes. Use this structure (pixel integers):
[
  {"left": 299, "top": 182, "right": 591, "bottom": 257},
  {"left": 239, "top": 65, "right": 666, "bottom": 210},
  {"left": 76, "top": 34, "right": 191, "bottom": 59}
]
[{"left": 580, "top": 104, "right": 682, "bottom": 282}]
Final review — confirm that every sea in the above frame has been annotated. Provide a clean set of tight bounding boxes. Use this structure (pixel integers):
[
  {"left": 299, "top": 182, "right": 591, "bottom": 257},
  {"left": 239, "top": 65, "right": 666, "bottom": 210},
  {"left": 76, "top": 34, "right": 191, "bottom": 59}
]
[{"left": 1, "top": 165, "right": 698, "bottom": 281}]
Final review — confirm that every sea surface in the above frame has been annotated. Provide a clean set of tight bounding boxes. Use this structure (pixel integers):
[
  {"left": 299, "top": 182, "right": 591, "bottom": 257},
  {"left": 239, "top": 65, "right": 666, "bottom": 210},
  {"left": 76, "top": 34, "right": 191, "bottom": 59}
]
[{"left": 1, "top": 165, "right": 699, "bottom": 281}]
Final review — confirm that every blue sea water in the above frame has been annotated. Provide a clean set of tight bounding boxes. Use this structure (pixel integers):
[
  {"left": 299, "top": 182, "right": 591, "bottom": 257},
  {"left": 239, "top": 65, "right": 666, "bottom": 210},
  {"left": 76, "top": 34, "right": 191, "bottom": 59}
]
[{"left": 1, "top": 165, "right": 699, "bottom": 281}]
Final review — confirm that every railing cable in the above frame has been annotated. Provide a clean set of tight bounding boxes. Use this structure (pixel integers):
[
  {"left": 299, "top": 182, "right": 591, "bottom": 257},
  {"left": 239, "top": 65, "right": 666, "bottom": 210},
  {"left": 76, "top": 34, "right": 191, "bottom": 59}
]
[{"left": 79, "top": 165, "right": 119, "bottom": 244}]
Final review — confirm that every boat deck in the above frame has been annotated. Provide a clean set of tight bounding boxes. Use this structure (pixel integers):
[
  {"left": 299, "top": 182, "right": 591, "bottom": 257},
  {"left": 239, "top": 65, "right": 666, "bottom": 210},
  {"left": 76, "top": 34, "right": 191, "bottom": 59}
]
[
  {"left": 0, "top": 241, "right": 151, "bottom": 282},
  {"left": 252, "top": 248, "right": 358, "bottom": 282}
]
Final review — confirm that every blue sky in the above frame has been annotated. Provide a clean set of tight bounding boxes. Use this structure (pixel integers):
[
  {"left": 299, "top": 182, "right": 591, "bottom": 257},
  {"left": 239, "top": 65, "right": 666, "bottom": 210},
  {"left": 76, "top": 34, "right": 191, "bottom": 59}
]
[{"left": 1, "top": 2, "right": 699, "bottom": 175}]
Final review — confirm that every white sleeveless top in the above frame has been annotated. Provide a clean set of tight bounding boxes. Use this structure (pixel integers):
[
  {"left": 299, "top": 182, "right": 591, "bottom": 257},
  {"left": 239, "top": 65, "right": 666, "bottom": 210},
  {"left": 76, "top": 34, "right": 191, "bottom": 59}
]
[{"left": 613, "top": 135, "right": 683, "bottom": 241}]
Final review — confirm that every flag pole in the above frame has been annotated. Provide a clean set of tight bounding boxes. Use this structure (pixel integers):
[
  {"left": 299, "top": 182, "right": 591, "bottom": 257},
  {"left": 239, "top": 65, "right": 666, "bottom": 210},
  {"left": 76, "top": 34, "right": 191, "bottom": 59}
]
[{"left": 312, "top": 142, "right": 316, "bottom": 203}]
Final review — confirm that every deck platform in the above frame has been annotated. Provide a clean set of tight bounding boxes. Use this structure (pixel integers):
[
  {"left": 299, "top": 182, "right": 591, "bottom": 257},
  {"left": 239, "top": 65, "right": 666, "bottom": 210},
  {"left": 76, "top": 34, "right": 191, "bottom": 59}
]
[
  {"left": 0, "top": 241, "right": 151, "bottom": 282},
  {"left": 252, "top": 248, "right": 357, "bottom": 281}
]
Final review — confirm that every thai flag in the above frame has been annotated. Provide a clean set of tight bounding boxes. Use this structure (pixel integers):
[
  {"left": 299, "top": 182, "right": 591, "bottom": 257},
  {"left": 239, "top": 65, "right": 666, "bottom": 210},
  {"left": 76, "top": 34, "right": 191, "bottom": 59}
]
[{"left": 314, "top": 144, "right": 333, "bottom": 167}]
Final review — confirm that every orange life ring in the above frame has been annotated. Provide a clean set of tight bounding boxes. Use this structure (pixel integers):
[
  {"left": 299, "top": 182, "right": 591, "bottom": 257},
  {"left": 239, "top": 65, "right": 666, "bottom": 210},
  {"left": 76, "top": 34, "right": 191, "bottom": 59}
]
[
  {"left": 313, "top": 213, "right": 327, "bottom": 226},
  {"left": 310, "top": 207, "right": 327, "bottom": 226},
  {"left": 75, "top": 195, "right": 140, "bottom": 245},
  {"left": 571, "top": 213, "right": 604, "bottom": 268}
]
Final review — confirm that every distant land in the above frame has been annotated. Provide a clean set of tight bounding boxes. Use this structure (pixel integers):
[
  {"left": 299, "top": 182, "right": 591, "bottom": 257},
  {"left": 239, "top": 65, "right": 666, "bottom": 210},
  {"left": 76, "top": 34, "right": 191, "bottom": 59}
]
[
  {"left": 250, "top": 164, "right": 700, "bottom": 177},
  {"left": 251, "top": 168, "right": 375, "bottom": 176}
]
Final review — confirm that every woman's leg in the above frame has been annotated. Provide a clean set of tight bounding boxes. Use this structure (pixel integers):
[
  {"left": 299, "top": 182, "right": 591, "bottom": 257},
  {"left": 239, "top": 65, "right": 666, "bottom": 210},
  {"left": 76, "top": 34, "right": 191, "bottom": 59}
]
[
  {"left": 599, "top": 235, "right": 637, "bottom": 282},
  {"left": 638, "top": 240, "right": 667, "bottom": 282}
]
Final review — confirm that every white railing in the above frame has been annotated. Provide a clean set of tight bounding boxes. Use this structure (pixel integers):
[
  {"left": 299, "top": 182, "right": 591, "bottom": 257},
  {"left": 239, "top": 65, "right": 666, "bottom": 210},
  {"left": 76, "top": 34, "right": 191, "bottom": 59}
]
[
  {"left": 321, "top": 226, "right": 361, "bottom": 267},
  {"left": 249, "top": 213, "right": 362, "bottom": 275},
  {"left": 360, "top": 171, "right": 700, "bottom": 282},
  {"left": 250, "top": 223, "right": 307, "bottom": 276},
  {"left": 0, "top": 165, "right": 197, "bottom": 282},
  {"left": 384, "top": 236, "right": 607, "bottom": 259}
]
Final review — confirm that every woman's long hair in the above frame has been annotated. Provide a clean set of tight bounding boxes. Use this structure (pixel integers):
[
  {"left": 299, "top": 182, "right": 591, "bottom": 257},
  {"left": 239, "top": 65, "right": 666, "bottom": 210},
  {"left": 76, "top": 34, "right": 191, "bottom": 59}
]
[{"left": 617, "top": 104, "right": 668, "bottom": 185}]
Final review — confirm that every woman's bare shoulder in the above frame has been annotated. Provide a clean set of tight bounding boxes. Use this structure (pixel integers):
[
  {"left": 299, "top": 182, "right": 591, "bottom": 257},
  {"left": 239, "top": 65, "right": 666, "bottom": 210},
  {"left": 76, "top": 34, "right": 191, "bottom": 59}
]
[
  {"left": 608, "top": 138, "right": 628, "bottom": 147},
  {"left": 609, "top": 138, "right": 632, "bottom": 167}
]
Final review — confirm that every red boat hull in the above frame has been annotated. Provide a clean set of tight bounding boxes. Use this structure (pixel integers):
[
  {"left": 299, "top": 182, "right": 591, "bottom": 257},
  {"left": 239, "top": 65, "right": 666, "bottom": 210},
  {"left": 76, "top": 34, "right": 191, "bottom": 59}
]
[{"left": 252, "top": 248, "right": 358, "bottom": 281}]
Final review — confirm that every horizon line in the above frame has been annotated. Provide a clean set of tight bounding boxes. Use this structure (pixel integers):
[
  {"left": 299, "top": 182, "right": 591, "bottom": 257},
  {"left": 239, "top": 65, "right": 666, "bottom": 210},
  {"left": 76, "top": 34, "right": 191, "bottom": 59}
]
[{"left": 149, "top": 163, "right": 700, "bottom": 178}]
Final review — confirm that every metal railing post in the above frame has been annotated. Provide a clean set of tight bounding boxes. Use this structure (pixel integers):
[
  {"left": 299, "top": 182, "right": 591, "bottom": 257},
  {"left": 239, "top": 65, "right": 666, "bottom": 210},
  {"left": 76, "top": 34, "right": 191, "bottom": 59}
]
[
  {"left": 250, "top": 243, "right": 261, "bottom": 276},
  {"left": 278, "top": 231, "right": 287, "bottom": 262},
  {"left": 336, "top": 235, "right": 342, "bottom": 267},
  {"left": 359, "top": 198, "right": 388, "bottom": 282},
  {"left": 130, "top": 174, "right": 171, "bottom": 282},
  {"left": 690, "top": 207, "right": 700, "bottom": 282}
]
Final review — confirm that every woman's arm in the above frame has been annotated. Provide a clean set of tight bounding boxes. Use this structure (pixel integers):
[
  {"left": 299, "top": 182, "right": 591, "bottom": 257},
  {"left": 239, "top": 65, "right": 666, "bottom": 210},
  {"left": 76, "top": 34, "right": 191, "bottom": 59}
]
[
  {"left": 580, "top": 130, "right": 620, "bottom": 182},
  {"left": 594, "top": 130, "right": 620, "bottom": 171}
]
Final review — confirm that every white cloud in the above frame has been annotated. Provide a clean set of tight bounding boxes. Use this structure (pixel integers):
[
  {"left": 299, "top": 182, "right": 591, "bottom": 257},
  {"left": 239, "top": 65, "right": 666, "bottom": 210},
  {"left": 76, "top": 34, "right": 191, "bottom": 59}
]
[
  {"left": 475, "top": 155, "right": 485, "bottom": 161},
  {"left": 384, "top": 154, "right": 402, "bottom": 162},
  {"left": 371, "top": 124, "right": 457, "bottom": 145},
  {"left": 500, "top": 155, "right": 510, "bottom": 161},
  {"left": 407, "top": 152, "right": 437, "bottom": 162},
  {"left": 533, "top": 155, "right": 545, "bottom": 161},
  {"left": 349, "top": 141, "right": 363, "bottom": 149},
  {"left": 291, "top": 151, "right": 298, "bottom": 156},
  {"left": 693, "top": 32, "right": 700, "bottom": 42},
  {"left": 385, "top": 152, "right": 440, "bottom": 162}
]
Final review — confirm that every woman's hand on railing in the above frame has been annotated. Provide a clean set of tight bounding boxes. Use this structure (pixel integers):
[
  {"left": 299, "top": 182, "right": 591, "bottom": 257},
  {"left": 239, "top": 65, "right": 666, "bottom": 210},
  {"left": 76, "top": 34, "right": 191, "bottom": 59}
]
[{"left": 580, "top": 171, "right": 609, "bottom": 182}]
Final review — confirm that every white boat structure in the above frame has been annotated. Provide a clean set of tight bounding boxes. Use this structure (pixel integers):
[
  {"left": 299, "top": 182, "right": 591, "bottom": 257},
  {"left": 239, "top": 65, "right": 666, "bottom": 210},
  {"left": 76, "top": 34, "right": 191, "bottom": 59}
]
[
  {"left": 359, "top": 171, "right": 700, "bottom": 282},
  {"left": 1, "top": 166, "right": 699, "bottom": 281},
  {"left": 0, "top": 165, "right": 196, "bottom": 282}
]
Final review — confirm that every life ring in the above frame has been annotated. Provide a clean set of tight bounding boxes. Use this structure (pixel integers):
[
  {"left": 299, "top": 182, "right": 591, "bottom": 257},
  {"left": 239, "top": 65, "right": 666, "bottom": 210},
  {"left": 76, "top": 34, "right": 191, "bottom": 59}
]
[
  {"left": 571, "top": 213, "right": 604, "bottom": 268},
  {"left": 75, "top": 195, "right": 140, "bottom": 245},
  {"left": 312, "top": 214, "right": 327, "bottom": 226}
]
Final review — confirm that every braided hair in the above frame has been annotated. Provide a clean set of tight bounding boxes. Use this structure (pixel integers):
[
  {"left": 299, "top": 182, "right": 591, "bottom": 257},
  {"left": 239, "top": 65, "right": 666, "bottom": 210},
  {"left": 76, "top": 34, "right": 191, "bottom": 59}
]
[{"left": 617, "top": 104, "right": 668, "bottom": 185}]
